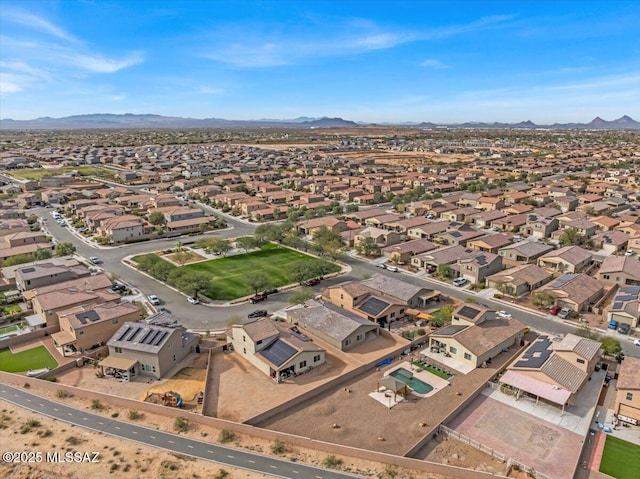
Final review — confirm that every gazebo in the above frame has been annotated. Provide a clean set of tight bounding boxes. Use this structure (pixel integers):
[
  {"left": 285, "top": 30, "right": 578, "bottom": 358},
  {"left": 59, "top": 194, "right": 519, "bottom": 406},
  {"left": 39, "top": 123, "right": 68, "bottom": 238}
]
[{"left": 377, "top": 376, "right": 410, "bottom": 404}]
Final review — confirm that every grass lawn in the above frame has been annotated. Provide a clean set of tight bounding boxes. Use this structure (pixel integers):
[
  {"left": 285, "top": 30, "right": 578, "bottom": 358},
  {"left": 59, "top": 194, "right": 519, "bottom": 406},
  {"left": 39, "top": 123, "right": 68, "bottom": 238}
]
[
  {"left": 0, "top": 321, "right": 26, "bottom": 335},
  {"left": 599, "top": 435, "right": 640, "bottom": 479},
  {"left": 182, "top": 244, "right": 340, "bottom": 300},
  {"left": 8, "top": 166, "right": 113, "bottom": 181},
  {"left": 0, "top": 345, "right": 58, "bottom": 373},
  {"left": 413, "top": 361, "right": 453, "bottom": 379},
  {"left": 2, "top": 304, "right": 22, "bottom": 314}
]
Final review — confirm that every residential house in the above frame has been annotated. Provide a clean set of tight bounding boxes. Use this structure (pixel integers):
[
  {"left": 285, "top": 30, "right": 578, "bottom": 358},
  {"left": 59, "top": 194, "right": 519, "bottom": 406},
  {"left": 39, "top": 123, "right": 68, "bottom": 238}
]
[
  {"left": 428, "top": 304, "right": 526, "bottom": 371},
  {"left": 381, "top": 238, "right": 438, "bottom": 264},
  {"left": 499, "top": 241, "right": 554, "bottom": 267},
  {"left": 475, "top": 197, "right": 505, "bottom": 211},
  {"left": 0, "top": 231, "right": 48, "bottom": 249},
  {"left": 52, "top": 301, "right": 142, "bottom": 356},
  {"left": 454, "top": 251, "right": 503, "bottom": 284},
  {"left": 500, "top": 334, "right": 601, "bottom": 409},
  {"left": 407, "top": 221, "right": 450, "bottom": 240},
  {"left": 411, "top": 245, "right": 477, "bottom": 271},
  {"left": 433, "top": 225, "right": 486, "bottom": 247},
  {"left": 15, "top": 261, "right": 90, "bottom": 291},
  {"left": 467, "top": 233, "right": 513, "bottom": 254},
  {"left": 286, "top": 300, "right": 379, "bottom": 351},
  {"left": 98, "top": 215, "right": 146, "bottom": 243},
  {"left": 228, "top": 317, "right": 325, "bottom": 382},
  {"left": 536, "top": 274, "right": 604, "bottom": 313},
  {"left": 354, "top": 227, "right": 401, "bottom": 248},
  {"left": 597, "top": 256, "right": 640, "bottom": 286},
  {"left": 613, "top": 356, "right": 640, "bottom": 424},
  {"left": 102, "top": 318, "right": 198, "bottom": 380},
  {"left": 606, "top": 286, "right": 639, "bottom": 329},
  {"left": 537, "top": 246, "right": 593, "bottom": 273},
  {"left": 521, "top": 215, "right": 559, "bottom": 239},
  {"left": 591, "top": 231, "right": 629, "bottom": 255},
  {"left": 297, "top": 217, "right": 349, "bottom": 236},
  {"left": 485, "top": 264, "right": 553, "bottom": 297}
]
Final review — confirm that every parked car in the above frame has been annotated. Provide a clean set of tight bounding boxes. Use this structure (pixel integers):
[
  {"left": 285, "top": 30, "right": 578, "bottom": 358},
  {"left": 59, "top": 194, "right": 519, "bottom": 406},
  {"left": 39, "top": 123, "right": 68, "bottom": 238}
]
[
  {"left": 452, "top": 278, "right": 468, "bottom": 287},
  {"left": 303, "top": 278, "right": 320, "bottom": 287},
  {"left": 549, "top": 305, "right": 561, "bottom": 316},
  {"left": 263, "top": 288, "right": 278, "bottom": 295},
  {"left": 608, "top": 319, "right": 619, "bottom": 330},
  {"left": 617, "top": 323, "right": 631, "bottom": 335},
  {"left": 148, "top": 294, "right": 161, "bottom": 306},
  {"left": 111, "top": 283, "right": 127, "bottom": 293},
  {"left": 634, "top": 339, "right": 640, "bottom": 346},
  {"left": 250, "top": 293, "right": 268, "bottom": 303},
  {"left": 187, "top": 296, "right": 200, "bottom": 305},
  {"left": 376, "top": 263, "right": 387, "bottom": 269},
  {"left": 248, "top": 310, "right": 267, "bottom": 319},
  {"left": 557, "top": 308, "right": 572, "bottom": 319},
  {"left": 496, "top": 310, "right": 512, "bottom": 319},
  {"left": 89, "top": 256, "right": 101, "bottom": 264},
  {"left": 386, "top": 265, "right": 399, "bottom": 272}
]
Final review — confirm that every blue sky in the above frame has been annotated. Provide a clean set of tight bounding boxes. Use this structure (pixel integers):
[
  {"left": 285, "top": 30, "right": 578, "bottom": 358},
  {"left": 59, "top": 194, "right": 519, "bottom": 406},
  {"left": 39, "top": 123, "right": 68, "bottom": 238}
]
[{"left": 1, "top": 1, "right": 639, "bottom": 123}]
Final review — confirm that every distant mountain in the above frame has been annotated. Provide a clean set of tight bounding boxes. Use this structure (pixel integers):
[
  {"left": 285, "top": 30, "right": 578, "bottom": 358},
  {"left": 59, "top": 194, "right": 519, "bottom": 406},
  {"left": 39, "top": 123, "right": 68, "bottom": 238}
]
[{"left": 1, "top": 113, "right": 638, "bottom": 130}]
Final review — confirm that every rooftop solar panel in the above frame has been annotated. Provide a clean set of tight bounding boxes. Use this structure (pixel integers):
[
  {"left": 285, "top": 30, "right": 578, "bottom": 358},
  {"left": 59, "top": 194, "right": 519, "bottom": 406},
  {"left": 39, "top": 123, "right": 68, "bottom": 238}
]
[
  {"left": 514, "top": 336, "right": 552, "bottom": 368},
  {"left": 75, "top": 310, "right": 99, "bottom": 325},
  {"left": 458, "top": 306, "right": 480, "bottom": 319},
  {"left": 359, "top": 297, "right": 390, "bottom": 317},
  {"left": 436, "top": 325, "right": 468, "bottom": 336},
  {"left": 21, "top": 267, "right": 36, "bottom": 273},
  {"left": 152, "top": 331, "right": 168, "bottom": 346},
  {"left": 139, "top": 330, "right": 153, "bottom": 344},
  {"left": 144, "top": 330, "right": 161, "bottom": 345},
  {"left": 551, "top": 274, "right": 578, "bottom": 289},
  {"left": 260, "top": 339, "right": 297, "bottom": 367},
  {"left": 126, "top": 327, "right": 141, "bottom": 342},
  {"left": 117, "top": 326, "right": 131, "bottom": 341}
]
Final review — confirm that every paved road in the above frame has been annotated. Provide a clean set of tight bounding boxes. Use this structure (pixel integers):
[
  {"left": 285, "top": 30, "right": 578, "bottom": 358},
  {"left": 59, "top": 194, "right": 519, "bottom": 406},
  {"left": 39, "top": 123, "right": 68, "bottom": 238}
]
[
  {"left": 34, "top": 206, "right": 640, "bottom": 357},
  {"left": 0, "top": 383, "right": 362, "bottom": 479}
]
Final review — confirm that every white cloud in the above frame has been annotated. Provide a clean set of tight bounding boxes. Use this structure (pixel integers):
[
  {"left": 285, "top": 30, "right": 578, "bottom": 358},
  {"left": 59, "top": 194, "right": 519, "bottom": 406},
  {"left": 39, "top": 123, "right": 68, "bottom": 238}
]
[
  {"left": 0, "top": 73, "right": 23, "bottom": 94},
  {"left": 419, "top": 59, "right": 450, "bottom": 69},
  {"left": 62, "top": 52, "right": 144, "bottom": 73},
  {"left": 3, "top": 9, "right": 77, "bottom": 42}
]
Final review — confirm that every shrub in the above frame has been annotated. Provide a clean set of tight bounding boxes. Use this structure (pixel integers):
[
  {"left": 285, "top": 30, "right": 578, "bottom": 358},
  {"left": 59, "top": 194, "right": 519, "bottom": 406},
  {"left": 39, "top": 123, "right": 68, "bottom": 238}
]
[
  {"left": 111, "top": 412, "right": 119, "bottom": 418},
  {"left": 46, "top": 377, "right": 57, "bottom": 382},
  {"left": 56, "top": 389, "right": 70, "bottom": 398},
  {"left": 213, "top": 470, "right": 229, "bottom": 479},
  {"left": 323, "top": 455, "right": 343, "bottom": 469},
  {"left": 174, "top": 416, "right": 189, "bottom": 433},
  {"left": 270, "top": 438, "right": 288, "bottom": 455},
  {"left": 218, "top": 429, "right": 235, "bottom": 443},
  {"left": 128, "top": 410, "right": 142, "bottom": 420},
  {"left": 90, "top": 399, "right": 103, "bottom": 410},
  {"left": 38, "top": 429, "right": 53, "bottom": 438},
  {"left": 66, "top": 436, "right": 81, "bottom": 445}
]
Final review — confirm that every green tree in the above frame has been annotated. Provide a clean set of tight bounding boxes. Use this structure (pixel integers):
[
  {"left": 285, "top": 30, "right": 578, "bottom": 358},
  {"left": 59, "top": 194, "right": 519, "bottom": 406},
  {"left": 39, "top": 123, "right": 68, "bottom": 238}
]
[
  {"left": 210, "top": 238, "right": 232, "bottom": 256},
  {"left": 27, "top": 214, "right": 38, "bottom": 224},
  {"left": 574, "top": 326, "right": 600, "bottom": 341},
  {"left": 246, "top": 272, "right": 271, "bottom": 295},
  {"left": 601, "top": 337, "right": 622, "bottom": 357},
  {"left": 560, "top": 228, "right": 580, "bottom": 246},
  {"left": 532, "top": 291, "right": 556, "bottom": 309},
  {"left": 33, "top": 248, "right": 53, "bottom": 261},
  {"left": 373, "top": 192, "right": 384, "bottom": 204},
  {"left": 287, "top": 208, "right": 302, "bottom": 222},
  {"left": 356, "top": 237, "right": 380, "bottom": 257},
  {"left": 289, "top": 288, "right": 316, "bottom": 305},
  {"left": 344, "top": 203, "right": 359, "bottom": 213},
  {"left": 288, "top": 260, "right": 316, "bottom": 284},
  {"left": 235, "top": 236, "right": 257, "bottom": 253},
  {"left": 148, "top": 212, "right": 166, "bottom": 226},
  {"left": 173, "top": 249, "right": 193, "bottom": 266},
  {"left": 430, "top": 305, "right": 455, "bottom": 328},
  {"left": 272, "top": 207, "right": 282, "bottom": 220},
  {"left": 55, "top": 242, "right": 76, "bottom": 256},
  {"left": 171, "top": 270, "right": 211, "bottom": 297},
  {"left": 312, "top": 260, "right": 335, "bottom": 279},
  {"left": 149, "top": 261, "right": 175, "bottom": 281},
  {"left": 436, "top": 264, "right": 452, "bottom": 280}
]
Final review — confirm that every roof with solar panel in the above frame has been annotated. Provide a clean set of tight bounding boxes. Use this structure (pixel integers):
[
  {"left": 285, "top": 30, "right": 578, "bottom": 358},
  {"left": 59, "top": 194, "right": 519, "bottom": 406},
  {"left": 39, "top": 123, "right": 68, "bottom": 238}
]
[{"left": 108, "top": 320, "right": 186, "bottom": 353}]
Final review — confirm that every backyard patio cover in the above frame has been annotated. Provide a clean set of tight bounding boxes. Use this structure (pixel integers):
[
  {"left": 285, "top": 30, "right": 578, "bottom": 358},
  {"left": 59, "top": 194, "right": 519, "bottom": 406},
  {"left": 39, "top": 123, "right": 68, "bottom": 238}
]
[
  {"left": 51, "top": 330, "right": 74, "bottom": 346},
  {"left": 99, "top": 356, "right": 138, "bottom": 371},
  {"left": 500, "top": 370, "right": 571, "bottom": 406}
]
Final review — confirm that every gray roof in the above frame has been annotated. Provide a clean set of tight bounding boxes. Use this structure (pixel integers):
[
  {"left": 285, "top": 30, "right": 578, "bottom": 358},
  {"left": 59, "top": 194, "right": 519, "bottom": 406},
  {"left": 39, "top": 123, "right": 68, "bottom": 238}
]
[
  {"left": 502, "top": 240, "right": 553, "bottom": 258},
  {"left": 108, "top": 320, "right": 189, "bottom": 353},
  {"left": 362, "top": 273, "right": 425, "bottom": 301},
  {"left": 287, "top": 300, "right": 377, "bottom": 342}
]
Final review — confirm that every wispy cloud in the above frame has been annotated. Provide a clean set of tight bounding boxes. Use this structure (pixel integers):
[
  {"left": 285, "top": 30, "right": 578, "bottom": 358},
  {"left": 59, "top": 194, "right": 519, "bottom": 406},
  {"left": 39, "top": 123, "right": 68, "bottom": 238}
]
[
  {"left": 60, "top": 52, "right": 144, "bottom": 73},
  {"left": 419, "top": 59, "right": 450, "bottom": 69},
  {"left": 200, "top": 14, "right": 515, "bottom": 68},
  {"left": 3, "top": 9, "right": 77, "bottom": 42}
]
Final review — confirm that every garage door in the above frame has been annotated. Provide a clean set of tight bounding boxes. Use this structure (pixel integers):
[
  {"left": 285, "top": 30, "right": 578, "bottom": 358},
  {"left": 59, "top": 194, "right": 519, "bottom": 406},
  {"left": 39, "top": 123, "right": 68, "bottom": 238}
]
[{"left": 618, "top": 404, "right": 640, "bottom": 423}]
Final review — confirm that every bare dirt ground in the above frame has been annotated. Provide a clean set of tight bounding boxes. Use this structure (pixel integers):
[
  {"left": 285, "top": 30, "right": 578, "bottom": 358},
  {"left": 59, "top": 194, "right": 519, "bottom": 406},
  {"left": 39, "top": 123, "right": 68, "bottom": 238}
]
[
  {"left": 260, "top": 348, "right": 518, "bottom": 456},
  {"left": 421, "top": 436, "right": 507, "bottom": 475},
  {"left": 0, "top": 379, "right": 439, "bottom": 479}
]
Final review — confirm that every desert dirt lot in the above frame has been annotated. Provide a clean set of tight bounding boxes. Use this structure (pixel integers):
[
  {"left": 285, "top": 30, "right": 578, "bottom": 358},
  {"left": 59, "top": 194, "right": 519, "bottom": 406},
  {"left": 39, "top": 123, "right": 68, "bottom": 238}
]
[
  {"left": 259, "top": 347, "right": 520, "bottom": 456},
  {"left": 207, "top": 333, "right": 405, "bottom": 422},
  {"left": 0, "top": 379, "right": 440, "bottom": 479}
]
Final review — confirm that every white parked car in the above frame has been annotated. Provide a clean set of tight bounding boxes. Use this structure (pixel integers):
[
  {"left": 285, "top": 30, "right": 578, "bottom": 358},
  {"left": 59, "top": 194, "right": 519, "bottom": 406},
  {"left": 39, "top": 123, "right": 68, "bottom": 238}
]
[
  {"left": 187, "top": 296, "right": 200, "bottom": 305},
  {"left": 89, "top": 256, "right": 101, "bottom": 264},
  {"left": 634, "top": 339, "right": 640, "bottom": 346},
  {"left": 496, "top": 310, "right": 512, "bottom": 319},
  {"left": 452, "top": 278, "right": 468, "bottom": 287},
  {"left": 148, "top": 294, "right": 161, "bottom": 305},
  {"left": 386, "top": 265, "right": 399, "bottom": 272}
]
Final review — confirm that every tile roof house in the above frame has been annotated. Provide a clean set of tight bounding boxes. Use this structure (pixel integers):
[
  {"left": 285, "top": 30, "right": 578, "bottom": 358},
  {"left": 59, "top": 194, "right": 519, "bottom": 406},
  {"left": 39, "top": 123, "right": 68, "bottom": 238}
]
[
  {"left": 228, "top": 318, "right": 325, "bottom": 382},
  {"left": 467, "top": 233, "right": 514, "bottom": 254},
  {"left": 613, "top": 356, "right": 640, "bottom": 424},
  {"left": 354, "top": 227, "right": 401, "bottom": 248},
  {"left": 486, "top": 264, "right": 553, "bottom": 297},
  {"left": 381, "top": 238, "right": 438, "bottom": 264},
  {"left": 606, "top": 286, "right": 640, "bottom": 329},
  {"left": 428, "top": 304, "right": 526, "bottom": 371},
  {"left": 498, "top": 240, "right": 554, "bottom": 266},
  {"left": 536, "top": 273, "right": 604, "bottom": 313},
  {"left": 500, "top": 334, "right": 601, "bottom": 408},
  {"left": 286, "top": 300, "right": 379, "bottom": 351},
  {"left": 411, "top": 245, "right": 477, "bottom": 270},
  {"left": 454, "top": 250, "right": 503, "bottom": 284},
  {"left": 591, "top": 231, "right": 629, "bottom": 255},
  {"left": 597, "top": 256, "right": 640, "bottom": 286},
  {"left": 537, "top": 246, "right": 593, "bottom": 273}
]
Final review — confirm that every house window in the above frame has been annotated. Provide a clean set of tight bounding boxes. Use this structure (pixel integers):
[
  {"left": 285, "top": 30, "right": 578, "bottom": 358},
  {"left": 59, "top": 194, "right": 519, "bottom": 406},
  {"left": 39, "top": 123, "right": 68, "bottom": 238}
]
[
  {"left": 400, "top": 308, "right": 405, "bottom": 314},
  {"left": 576, "top": 358, "right": 585, "bottom": 364},
  {"left": 243, "top": 335, "right": 246, "bottom": 342},
  {"left": 173, "top": 354, "right": 176, "bottom": 361},
  {"left": 345, "top": 339, "right": 351, "bottom": 346},
  {"left": 340, "top": 294, "right": 344, "bottom": 300},
  {"left": 464, "top": 353, "right": 472, "bottom": 360},
  {"left": 390, "top": 312, "right": 395, "bottom": 319},
  {"left": 356, "top": 334, "right": 363, "bottom": 341},
  {"left": 626, "top": 392, "right": 634, "bottom": 401},
  {"left": 77, "top": 329, "right": 84, "bottom": 335},
  {"left": 112, "top": 318, "right": 118, "bottom": 324},
  {"left": 152, "top": 366, "right": 156, "bottom": 373},
  {"left": 602, "top": 274, "right": 610, "bottom": 280},
  {"left": 450, "top": 346, "right": 457, "bottom": 354},
  {"left": 313, "top": 355, "right": 321, "bottom": 362},
  {"left": 257, "top": 340, "right": 262, "bottom": 345},
  {"left": 299, "top": 360, "right": 307, "bottom": 368},
  {"left": 243, "top": 348, "right": 246, "bottom": 354},
  {"left": 115, "top": 347, "right": 122, "bottom": 354}
]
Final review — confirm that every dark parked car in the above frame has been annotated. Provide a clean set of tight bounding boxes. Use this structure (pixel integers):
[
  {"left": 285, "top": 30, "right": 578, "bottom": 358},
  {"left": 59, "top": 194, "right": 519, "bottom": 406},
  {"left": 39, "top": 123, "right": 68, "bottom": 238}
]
[
  {"left": 618, "top": 323, "right": 631, "bottom": 335},
  {"left": 111, "top": 283, "right": 127, "bottom": 293},
  {"left": 303, "top": 278, "right": 320, "bottom": 287},
  {"left": 248, "top": 310, "right": 267, "bottom": 319},
  {"left": 263, "top": 288, "right": 278, "bottom": 295},
  {"left": 250, "top": 293, "right": 268, "bottom": 304}
]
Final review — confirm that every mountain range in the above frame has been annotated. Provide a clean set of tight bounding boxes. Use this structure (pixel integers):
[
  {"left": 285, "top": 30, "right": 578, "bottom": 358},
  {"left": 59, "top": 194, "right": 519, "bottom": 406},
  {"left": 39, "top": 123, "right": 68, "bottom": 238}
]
[{"left": 1, "top": 113, "right": 638, "bottom": 130}]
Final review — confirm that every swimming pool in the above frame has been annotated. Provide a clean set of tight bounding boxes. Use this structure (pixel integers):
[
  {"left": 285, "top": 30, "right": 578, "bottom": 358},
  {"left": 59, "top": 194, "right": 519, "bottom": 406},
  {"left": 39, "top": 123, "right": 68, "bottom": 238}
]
[{"left": 389, "top": 367, "right": 434, "bottom": 395}]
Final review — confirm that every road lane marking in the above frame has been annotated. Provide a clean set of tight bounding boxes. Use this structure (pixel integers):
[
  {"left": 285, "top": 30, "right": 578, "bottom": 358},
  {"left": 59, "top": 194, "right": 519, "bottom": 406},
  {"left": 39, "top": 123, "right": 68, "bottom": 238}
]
[
  {"left": 68, "top": 412, "right": 73, "bottom": 416},
  {"left": 132, "top": 431, "right": 138, "bottom": 434},
  {"left": 248, "top": 460, "right": 255, "bottom": 464},
  {"left": 270, "top": 465, "right": 277, "bottom": 469},
  {"left": 187, "top": 444, "right": 193, "bottom": 449},
  {"left": 53, "top": 408, "right": 59, "bottom": 411},
  {"left": 227, "top": 454, "right": 234, "bottom": 458},
  {"left": 168, "top": 440, "right": 175, "bottom": 444},
  {"left": 83, "top": 417, "right": 87, "bottom": 421},
  {"left": 208, "top": 450, "right": 214, "bottom": 453},
  {"left": 98, "top": 421, "right": 104, "bottom": 425},
  {"left": 150, "top": 436, "right": 156, "bottom": 439},
  {"left": 39, "top": 403, "right": 44, "bottom": 407},
  {"left": 114, "top": 426, "right": 120, "bottom": 430}
]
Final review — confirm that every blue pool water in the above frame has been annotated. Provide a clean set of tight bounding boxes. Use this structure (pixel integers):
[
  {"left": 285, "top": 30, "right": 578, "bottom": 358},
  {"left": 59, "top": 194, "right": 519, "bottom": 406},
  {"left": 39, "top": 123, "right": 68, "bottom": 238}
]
[{"left": 389, "top": 367, "right": 434, "bottom": 395}]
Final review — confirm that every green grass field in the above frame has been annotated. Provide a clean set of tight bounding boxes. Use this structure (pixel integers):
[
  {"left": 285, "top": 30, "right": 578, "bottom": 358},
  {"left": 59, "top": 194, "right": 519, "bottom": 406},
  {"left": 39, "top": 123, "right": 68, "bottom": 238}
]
[
  {"left": 0, "top": 321, "right": 25, "bottom": 335},
  {"left": 0, "top": 345, "right": 58, "bottom": 373},
  {"left": 181, "top": 244, "right": 339, "bottom": 300},
  {"left": 8, "top": 166, "right": 113, "bottom": 181},
  {"left": 599, "top": 435, "right": 640, "bottom": 479}
]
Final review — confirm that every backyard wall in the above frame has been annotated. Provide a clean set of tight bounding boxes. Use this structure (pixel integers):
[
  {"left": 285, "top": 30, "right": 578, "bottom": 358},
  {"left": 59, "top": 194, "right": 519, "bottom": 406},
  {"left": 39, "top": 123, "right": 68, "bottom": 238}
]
[
  {"left": 0, "top": 325, "right": 59, "bottom": 349},
  {"left": 0, "top": 370, "right": 509, "bottom": 479}
]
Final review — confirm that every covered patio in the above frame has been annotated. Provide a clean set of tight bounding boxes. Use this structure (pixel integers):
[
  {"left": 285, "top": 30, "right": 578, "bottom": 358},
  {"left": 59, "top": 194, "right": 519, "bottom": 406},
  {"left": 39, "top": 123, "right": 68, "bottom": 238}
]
[
  {"left": 98, "top": 356, "right": 139, "bottom": 381},
  {"left": 51, "top": 330, "right": 76, "bottom": 356},
  {"left": 369, "top": 376, "right": 409, "bottom": 408},
  {"left": 499, "top": 370, "right": 572, "bottom": 414}
]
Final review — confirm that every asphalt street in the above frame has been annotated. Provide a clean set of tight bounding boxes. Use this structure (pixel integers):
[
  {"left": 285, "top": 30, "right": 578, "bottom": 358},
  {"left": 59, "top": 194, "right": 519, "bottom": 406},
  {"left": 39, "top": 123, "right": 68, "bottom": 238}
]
[
  {"left": 0, "top": 383, "right": 362, "bottom": 479},
  {"left": 33, "top": 205, "right": 640, "bottom": 357}
]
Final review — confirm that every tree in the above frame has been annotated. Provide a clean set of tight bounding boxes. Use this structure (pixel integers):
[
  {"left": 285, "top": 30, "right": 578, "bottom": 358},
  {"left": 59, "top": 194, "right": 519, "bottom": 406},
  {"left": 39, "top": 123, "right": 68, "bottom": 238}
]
[
  {"left": 289, "top": 288, "right": 315, "bottom": 305},
  {"left": 27, "top": 214, "right": 38, "bottom": 225},
  {"left": 272, "top": 207, "right": 282, "bottom": 220},
  {"left": 173, "top": 249, "right": 193, "bottom": 266},
  {"left": 356, "top": 237, "right": 380, "bottom": 257},
  {"left": 288, "top": 260, "right": 316, "bottom": 284},
  {"left": 246, "top": 272, "right": 271, "bottom": 295},
  {"left": 171, "top": 270, "right": 211, "bottom": 297},
  {"left": 33, "top": 248, "right": 53, "bottom": 261},
  {"left": 255, "top": 223, "right": 287, "bottom": 244},
  {"left": 601, "top": 337, "right": 622, "bottom": 357},
  {"left": 344, "top": 203, "right": 359, "bottom": 213},
  {"left": 210, "top": 238, "right": 232, "bottom": 256},
  {"left": 560, "top": 228, "right": 580, "bottom": 246},
  {"left": 430, "top": 305, "right": 454, "bottom": 328},
  {"left": 55, "top": 242, "right": 76, "bottom": 256},
  {"left": 574, "top": 326, "right": 600, "bottom": 341},
  {"left": 148, "top": 212, "right": 166, "bottom": 226},
  {"left": 235, "top": 236, "right": 257, "bottom": 253},
  {"left": 287, "top": 208, "right": 302, "bottom": 222},
  {"left": 435, "top": 264, "right": 452, "bottom": 280},
  {"left": 312, "top": 260, "right": 335, "bottom": 279},
  {"left": 495, "top": 281, "right": 514, "bottom": 297},
  {"left": 149, "top": 261, "right": 175, "bottom": 281},
  {"left": 372, "top": 192, "right": 384, "bottom": 204},
  {"left": 532, "top": 291, "right": 556, "bottom": 309}
]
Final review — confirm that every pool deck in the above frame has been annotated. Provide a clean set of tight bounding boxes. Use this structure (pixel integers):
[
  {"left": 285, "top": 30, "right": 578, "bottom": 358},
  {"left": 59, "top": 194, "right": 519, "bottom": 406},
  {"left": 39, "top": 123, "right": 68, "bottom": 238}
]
[{"left": 384, "top": 361, "right": 450, "bottom": 398}]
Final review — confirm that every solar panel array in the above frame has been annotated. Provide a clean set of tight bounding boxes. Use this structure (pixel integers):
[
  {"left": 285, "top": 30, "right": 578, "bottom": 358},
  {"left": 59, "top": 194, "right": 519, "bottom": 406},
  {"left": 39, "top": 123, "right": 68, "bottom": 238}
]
[
  {"left": 76, "top": 310, "right": 100, "bottom": 325},
  {"left": 436, "top": 325, "right": 468, "bottom": 336},
  {"left": 114, "top": 324, "right": 170, "bottom": 347},
  {"left": 550, "top": 274, "right": 578, "bottom": 289},
  {"left": 359, "top": 297, "right": 390, "bottom": 316},
  {"left": 260, "top": 339, "right": 296, "bottom": 366},
  {"left": 458, "top": 305, "right": 480, "bottom": 319},
  {"left": 476, "top": 254, "right": 487, "bottom": 265},
  {"left": 513, "top": 335, "right": 552, "bottom": 369},
  {"left": 21, "top": 267, "right": 36, "bottom": 273}
]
